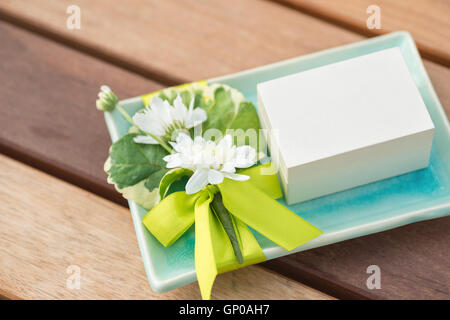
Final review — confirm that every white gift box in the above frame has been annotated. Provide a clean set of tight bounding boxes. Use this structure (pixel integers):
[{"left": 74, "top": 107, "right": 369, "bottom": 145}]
[{"left": 257, "top": 48, "right": 434, "bottom": 205}]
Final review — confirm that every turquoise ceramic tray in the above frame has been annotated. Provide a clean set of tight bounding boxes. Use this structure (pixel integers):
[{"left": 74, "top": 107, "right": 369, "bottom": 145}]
[{"left": 104, "top": 32, "right": 450, "bottom": 293}]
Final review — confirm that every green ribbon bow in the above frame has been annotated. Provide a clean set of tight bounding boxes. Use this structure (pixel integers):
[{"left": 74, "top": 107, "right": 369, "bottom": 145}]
[{"left": 142, "top": 163, "right": 322, "bottom": 299}]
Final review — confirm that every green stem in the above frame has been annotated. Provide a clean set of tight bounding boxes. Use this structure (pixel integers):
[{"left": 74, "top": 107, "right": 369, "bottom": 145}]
[
  {"left": 211, "top": 192, "right": 244, "bottom": 264},
  {"left": 115, "top": 104, "right": 135, "bottom": 126},
  {"left": 115, "top": 104, "right": 173, "bottom": 154}
]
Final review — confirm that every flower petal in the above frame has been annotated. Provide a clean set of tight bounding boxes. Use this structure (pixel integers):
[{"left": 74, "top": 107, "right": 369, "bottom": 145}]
[
  {"left": 150, "top": 96, "right": 172, "bottom": 128},
  {"left": 221, "top": 162, "right": 236, "bottom": 173},
  {"left": 132, "top": 110, "right": 165, "bottom": 136},
  {"left": 172, "top": 94, "right": 188, "bottom": 122},
  {"left": 186, "top": 107, "right": 207, "bottom": 128},
  {"left": 208, "top": 169, "right": 224, "bottom": 185},
  {"left": 234, "top": 145, "right": 256, "bottom": 168},
  {"left": 100, "top": 85, "right": 111, "bottom": 92},
  {"left": 133, "top": 135, "right": 159, "bottom": 144},
  {"left": 218, "top": 134, "right": 233, "bottom": 149},
  {"left": 171, "top": 132, "right": 193, "bottom": 152},
  {"left": 163, "top": 153, "right": 184, "bottom": 168},
  {"left": 186, "top": 168, "right": 209, "bottom": 194},
  {"left": 187, "top": 97, "right": 195, "bottom": 119},
  {"left": 193, "top": 135, "right": 205, "bottom": 145},
  {"left": 176, "top": 132, "right": 193, "bottom": 144},
  {"left": 223, "top": 172, "right": 250, "bottom": 181}
]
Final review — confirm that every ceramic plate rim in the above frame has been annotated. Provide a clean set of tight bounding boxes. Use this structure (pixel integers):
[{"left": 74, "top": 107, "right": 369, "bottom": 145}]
[{"left": 104, "top": 31, "right": 450, "bottom": 293}]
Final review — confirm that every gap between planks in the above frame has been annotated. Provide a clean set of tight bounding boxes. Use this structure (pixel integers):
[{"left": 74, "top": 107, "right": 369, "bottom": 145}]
[
  {"left": 0, "top": 153, "right": 334, "bottom": 300},
  {"left": 271, "top": 0, "right": 450, "bottom": 68},
  {"left": 1, "top": 0, "right": 448, "bottom": 88},
  {"left": 0, "top": 0, "right": 448, "bottom": 300},
  {"left": 0, "top": 11, "right": 181, "bottom": 87}
]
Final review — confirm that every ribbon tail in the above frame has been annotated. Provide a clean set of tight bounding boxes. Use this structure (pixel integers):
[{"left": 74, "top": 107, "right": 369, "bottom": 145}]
[
  {"left": 218, "top": 179, "right": 323, "bottom": 251},
  {"left": 194, "top": 190, "right": 218, "bottom": 300},
  {"left": 194, "top": 190, "right": 265, "bottom": 300}
]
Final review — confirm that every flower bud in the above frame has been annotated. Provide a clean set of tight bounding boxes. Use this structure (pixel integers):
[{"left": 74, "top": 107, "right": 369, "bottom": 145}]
[{"left": 96, "top": 85, "right": 118, "bottom": 112}]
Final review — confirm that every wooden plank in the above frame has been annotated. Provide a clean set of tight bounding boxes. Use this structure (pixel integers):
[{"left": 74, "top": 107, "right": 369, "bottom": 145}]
[
  {"left": 0, "top": 0, "right": 361, "bottom": 83},
  {"left": 0, "top": 153, "right": 333, "bottom": 300},
  {"left": 265, "top": 216, "right": 450, "bottom": 300},
  {"left": 0, "top": 20, "right": 164, "bottom": 206},
  {"left": 0, "top": 1, "right": 449, "bottom": 299},
  {"left": 275, "top": 0, "right": 450, "bottom": 66}
]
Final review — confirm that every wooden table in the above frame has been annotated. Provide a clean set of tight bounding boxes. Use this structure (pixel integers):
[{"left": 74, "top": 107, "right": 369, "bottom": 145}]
[{"left": 0, "top": 0, "right": 448, "bottom": 300}]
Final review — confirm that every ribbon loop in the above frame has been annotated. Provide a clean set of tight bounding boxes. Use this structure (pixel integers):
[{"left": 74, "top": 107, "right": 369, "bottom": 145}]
[
  {"left": 142, "top": 163, "right": 322, "bottom": 300},
  {"left": 142, "top": 191, "right": 199, "bottom": 247},
  {"left": 238, "top": 163, "right": 283, "bottom": 199}
]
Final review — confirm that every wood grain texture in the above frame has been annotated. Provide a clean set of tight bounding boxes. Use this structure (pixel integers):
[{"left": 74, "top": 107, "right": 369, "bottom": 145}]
[
  {"left": 0, "top": 154, "right": 332, "bottom": 300},
  {"left": 0, "top": 0, "right": 361, "bottom": 83},
  {"left": 275, "top": 0, "right": 450, "bottom": 66},
  {"left": 0, "top": 20, "right": 163, "bottom": 206},
  {"left": 265, "top": 216, "right": 450, "bottom": 300},
  {"left": 0, "top": 1, "right": 449, "bottom": 300}
]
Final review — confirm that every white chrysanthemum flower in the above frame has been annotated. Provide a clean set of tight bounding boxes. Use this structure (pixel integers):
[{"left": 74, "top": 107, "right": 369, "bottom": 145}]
[
  {"left": 163, "top": 133, "right": 256, "bottom": 194},
  {"left": 132, "top": 95, "right": 207, "bottom": 144},
  {"left": 96, "top": 85, "right": 118, "bottom": 112}
]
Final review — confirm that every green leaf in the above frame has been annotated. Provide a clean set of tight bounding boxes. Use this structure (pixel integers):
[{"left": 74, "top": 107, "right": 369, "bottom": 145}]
[
  {"left": 106, "top": 133, "right": 169, "bottom": 190},
  {"left": 157, "top": 85, "right": 200, "bottom": 106},
  {"left": 227, "top": 101, "right": 261, "bottom": 147},
  {"left": 104, "top": 157, "right": 160, "bottom": 210},
  {"left": 178, "top": 90, "right": 192, "bottom": 106},
  {"left": 202, "top": 87, "right": 236, "bottom": 135},
  {"left": 211, "top": 192, "right": 244, "bottom": 264},
  {"left": 201, "top": 85, "right": 261, "bottom": 150},
  {"left": 144, "top": 168, "right": 170, "bottom": 191},
  {"left": 117, "top": 180, "right": 161, "bottom": 210},
  {"left": 159, "top": 168, "right": 192, "bottom": 199},
  {"left": 105, "top": 83, "right": 261, "bottom": 210},
  {"left": 228, "top": 101, "right": 260, "bottom": 131},
  {"left": 157, "top": 91, "right": 173, "bottom": 103},
  {"left": 194, "top": 90, "right": 212, "bottom": 111}
]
